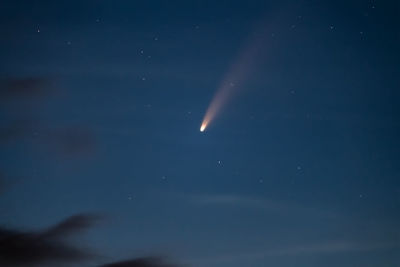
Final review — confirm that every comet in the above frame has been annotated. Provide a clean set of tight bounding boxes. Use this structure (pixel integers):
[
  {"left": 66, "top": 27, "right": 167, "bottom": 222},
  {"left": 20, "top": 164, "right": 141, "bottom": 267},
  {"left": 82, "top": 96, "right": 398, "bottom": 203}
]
[
  {"left": 200, "top": 20, "right": 270, "bottom": 132},
  {"left": 200, "top": 123, "right": 206, "bottom": 132}
]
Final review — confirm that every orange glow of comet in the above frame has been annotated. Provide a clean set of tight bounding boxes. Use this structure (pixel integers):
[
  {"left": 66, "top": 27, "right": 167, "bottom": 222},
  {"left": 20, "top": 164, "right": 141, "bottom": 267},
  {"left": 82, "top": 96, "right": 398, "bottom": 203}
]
[{"left": 200, "top": 22, "right": 269, "bottom": 132}]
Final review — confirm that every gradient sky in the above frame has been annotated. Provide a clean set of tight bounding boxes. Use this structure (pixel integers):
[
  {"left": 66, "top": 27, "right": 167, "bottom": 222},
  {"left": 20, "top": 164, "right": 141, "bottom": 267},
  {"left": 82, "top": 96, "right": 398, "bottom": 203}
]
[{"left": 1, "top": 1, "right": 399, "bottom": 266}]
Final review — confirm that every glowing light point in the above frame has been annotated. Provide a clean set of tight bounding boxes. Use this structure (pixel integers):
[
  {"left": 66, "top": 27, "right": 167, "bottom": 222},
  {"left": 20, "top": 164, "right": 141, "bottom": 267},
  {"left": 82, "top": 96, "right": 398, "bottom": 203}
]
[{"left": 200, "top": 124, "right": 206, "bottom": 132}]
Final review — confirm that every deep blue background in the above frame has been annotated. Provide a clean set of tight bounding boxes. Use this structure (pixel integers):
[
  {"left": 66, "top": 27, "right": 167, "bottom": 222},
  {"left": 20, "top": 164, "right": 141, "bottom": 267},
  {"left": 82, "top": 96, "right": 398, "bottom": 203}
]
[{"left": 1, "top": 1, "right": 399, "bottom": 266}]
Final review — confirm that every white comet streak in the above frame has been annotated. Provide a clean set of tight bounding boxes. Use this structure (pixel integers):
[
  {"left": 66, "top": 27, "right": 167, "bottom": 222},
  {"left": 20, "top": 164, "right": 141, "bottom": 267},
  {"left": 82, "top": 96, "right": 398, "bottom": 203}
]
[{"left": 200, "top": 21, "right": 270, "bottom": 132}]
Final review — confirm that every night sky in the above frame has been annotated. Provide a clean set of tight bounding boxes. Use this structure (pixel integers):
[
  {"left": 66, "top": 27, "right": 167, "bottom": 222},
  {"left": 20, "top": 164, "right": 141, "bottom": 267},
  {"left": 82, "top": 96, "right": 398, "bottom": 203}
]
[{"left": 1, "top": 1, "right": 400, "bottom": 267}]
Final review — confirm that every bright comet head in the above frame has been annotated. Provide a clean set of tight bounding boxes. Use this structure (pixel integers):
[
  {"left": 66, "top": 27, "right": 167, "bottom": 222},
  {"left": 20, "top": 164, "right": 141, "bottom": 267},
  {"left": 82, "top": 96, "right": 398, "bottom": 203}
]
[{"left": 200, "top": 124, "right": 206, "bottom": 132}]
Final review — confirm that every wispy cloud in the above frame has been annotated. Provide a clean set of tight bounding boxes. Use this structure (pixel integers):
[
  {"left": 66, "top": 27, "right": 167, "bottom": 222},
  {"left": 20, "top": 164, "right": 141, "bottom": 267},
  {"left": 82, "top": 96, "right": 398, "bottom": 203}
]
[
  {"left": 190, "top": 194, "right": 263, "bottom": 206},
  {"left": 193, "top": 240, "right": 398, "bottom": 265},
  {"left": 44, "top": 126, "right": 97, "bottom": 156},
  {"left": 187, "top": 193, "right": 337, "bottom": 218},
  {"left": 0, "top": 76, "right": 53, "bottom": 101},
  {"left": 0, "top": 120, "right": 97, "bottom": 156},
  {"left": 185, "top": 194, "right": 399, "bottom": 265},
  {"left": 0, "top": 75, "right": 97, "bottom": 156}
]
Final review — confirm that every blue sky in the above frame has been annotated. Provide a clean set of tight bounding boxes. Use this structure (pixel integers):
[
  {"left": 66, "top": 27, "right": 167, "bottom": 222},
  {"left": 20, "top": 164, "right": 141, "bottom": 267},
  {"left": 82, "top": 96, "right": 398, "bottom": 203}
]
[{"left": 0, "top": 1, "right": 399, "bottom": 266}]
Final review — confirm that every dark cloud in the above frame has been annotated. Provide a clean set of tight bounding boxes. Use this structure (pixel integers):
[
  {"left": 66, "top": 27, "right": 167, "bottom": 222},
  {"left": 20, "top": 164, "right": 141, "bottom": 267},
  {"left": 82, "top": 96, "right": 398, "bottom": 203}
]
[
  {"left": 0, "top": 214, "right": 180, "bottom": 267},
  {"left": 0, "top": 121, "right": 96, "bottom": 156},
  {"left": 0, "top": 77, "right": 52, "bottom": 100},
  {"left": 0, "top": 119, "right": 34, "bottom": 144},
  {"left": 0, "top": 214, "right": 100, "bottom": 266},
  {"left": 47, "top": 127, "right": 97, "bottom": 156},
  {"left": 41, "top": 214, "right": 102, "bottom": 238},
  {"left": 99, "top": 257, "right": 179, "bottom": 267},
  {"left": 0, "top": 76, "right": 96, "bottom": 155},
  {"left": 0, "top": 171, "right": 20, "bottom": 196},
  {"left": 0, "top": 172, "right": 5, "bottom": 195}
]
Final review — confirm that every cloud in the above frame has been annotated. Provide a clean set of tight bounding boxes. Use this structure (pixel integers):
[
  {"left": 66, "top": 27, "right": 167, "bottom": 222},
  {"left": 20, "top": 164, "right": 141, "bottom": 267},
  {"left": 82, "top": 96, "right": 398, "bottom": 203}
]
[
  {"left": 0, "top": 121, "right": 96, "bottom": 156},
  {"left": 42, "top": 214, "right": 102, "bottom": 239},
  {"left": 0, "top": 76, "right": 96, "bottom": 156},
  {"left": 99, "top": 257, "right": 179, "bottom": 267},
  {"left": 0, "top": 77, "right": 52, "bottom": 100},
  {"left": 46, "top": 127, "right": 97, "bottom": 156},
  {"left": 0, "top": 119, "right": 34, "bottom": 144},
  {"left": 190, "top": 194, "right": 263, "bottom": 206},
  {"left": 0, "top": 213, "right": 101, "bottom": 266},
  {"left": 0, "top": 214, "right": 182, "bottom": 267},
  {"left": 0, "top": 172, "right": 22, "bottom": 196},
  {"left": 193, "top": 240, "right": 398, "bottom": 265},
  {"left": 0, "top": 172, "right": 5, "bottom": 195},
  {"left": 188, "top": 193, "right": 337, "bottom": 218}
]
